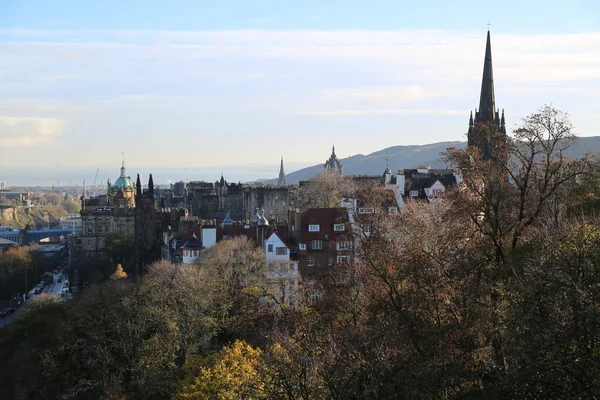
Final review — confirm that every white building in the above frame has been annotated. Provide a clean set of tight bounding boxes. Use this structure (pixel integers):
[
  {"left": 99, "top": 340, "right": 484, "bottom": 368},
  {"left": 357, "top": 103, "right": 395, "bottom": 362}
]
[
  {"left": 263, "top": 232, "right": 299, "bottom": 307},
  {"left": 181, "top": 233, "right": 203, "bottom": 264},
  {"left": 264, "top": 231, "right": 290, "bottom": 263}
]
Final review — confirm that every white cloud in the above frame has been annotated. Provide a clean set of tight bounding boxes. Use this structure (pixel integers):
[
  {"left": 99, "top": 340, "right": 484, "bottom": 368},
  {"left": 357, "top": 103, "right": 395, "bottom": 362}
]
[
  {"left": 0, "top": 28, "right": 598, "bottom": 170},
  {"left": 0, "top": 116, "right": 65, "bottom": 147}
]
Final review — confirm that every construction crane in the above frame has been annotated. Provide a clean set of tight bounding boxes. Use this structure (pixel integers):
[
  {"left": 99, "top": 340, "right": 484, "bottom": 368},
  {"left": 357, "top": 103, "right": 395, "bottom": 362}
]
[{"left": 92, "top": 169, "right": 100, "bottom": 197}]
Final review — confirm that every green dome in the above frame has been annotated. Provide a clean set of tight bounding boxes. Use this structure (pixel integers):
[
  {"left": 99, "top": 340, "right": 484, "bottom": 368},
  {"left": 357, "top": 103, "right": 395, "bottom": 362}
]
[{"left": 114, "top": 165, "right": 134, "bottom": 189}]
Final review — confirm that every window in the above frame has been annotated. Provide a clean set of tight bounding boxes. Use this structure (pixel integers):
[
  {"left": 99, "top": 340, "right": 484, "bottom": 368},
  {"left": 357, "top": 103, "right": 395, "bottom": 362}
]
[
  {"left": 298, "top": 243, "right": 306, "bottom": 250},
  {"left": 388, "top": 207, "right": 398, "bottom": 214},
  {"left": 337, "top": 255, "right": 350, "bottom": 263},
  {"left": 307, "top": 256, "right": 315, "bottom": 266},
  {"left": 333, "top": 224, "right": 345, "bottom": 232},
  {"left": 308, "top": 224, "right": 320, "bottom": 232},
  {"left": 268, "top": 244, "right": 273, "bottom": 252},
  {"left": 98, "top": 238, "right": 104, "bottom": 248},
  {"left": 431, "top": 188, "right": 443, "bottom": 195},
  {"left": 312, "top": 240, "right": 322, "bottom": 250},
  {"left": 87, "top": 238, "right": 92, "bottom": 246},
  {"left": 360, "top": 224, "right": 371, "bottom": 234},
  {"left": 328, "top": 257, "right": 333, "bottom": 266},
  {"left": 276, "top": 247, "right": 287, "bottom": 255},
  {"left": 358, "top": 207, "right": 374, "bottom": 214},
  {"left": 336, "top": 241, "right": 352, "bottom": 251},
  {"left": 410, "top": 190, "right": 418, "bottom": 197}
]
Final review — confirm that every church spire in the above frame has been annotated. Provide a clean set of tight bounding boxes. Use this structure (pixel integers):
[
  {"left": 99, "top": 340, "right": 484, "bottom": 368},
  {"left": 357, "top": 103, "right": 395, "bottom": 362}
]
[
  {"left": 278, "top": 156, "right": 287, "bottom": 186},
  {"left": 468, "top": 29, "right": 506, "bottom": 160},
  {"left": 478, "top": 30, "right": 496, "bottom": 123}
]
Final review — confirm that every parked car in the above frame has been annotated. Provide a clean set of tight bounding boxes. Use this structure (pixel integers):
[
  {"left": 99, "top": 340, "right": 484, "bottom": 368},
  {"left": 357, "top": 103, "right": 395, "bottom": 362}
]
[{"left": 34, "top": 286, "right": 43, "bottom": 294}]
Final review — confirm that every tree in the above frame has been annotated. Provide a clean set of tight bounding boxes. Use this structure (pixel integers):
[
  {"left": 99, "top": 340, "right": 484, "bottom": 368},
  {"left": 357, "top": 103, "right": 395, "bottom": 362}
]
[
  {"left": 174, "top": 340, "right": 270, "bottom": 400},
  {"left": 109, "top": 264, "right": 128, "bottom": 280},
  {"left": 296, "top": 170, "right": 358, "bottom": 210},
  {"left": 0, "top": 245, "right": 30, "bottom": 278},
  {"left": 444, "top": 105, "right": 591, "bottom": 265}
]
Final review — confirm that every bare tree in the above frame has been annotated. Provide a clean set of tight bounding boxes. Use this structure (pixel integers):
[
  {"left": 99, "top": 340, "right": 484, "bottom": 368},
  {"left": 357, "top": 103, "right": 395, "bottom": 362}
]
[
  {"left": 296, "top": 170, "right": 358, "bottom": 210},
  {"left": 445, "top": 105, "right": 591, "bottom": 265}
]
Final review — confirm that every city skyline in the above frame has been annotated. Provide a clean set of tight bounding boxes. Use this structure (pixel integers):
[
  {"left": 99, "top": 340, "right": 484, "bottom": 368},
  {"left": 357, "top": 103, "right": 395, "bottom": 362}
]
[{"left": 1, "top": 1, "right": 599, "bottom": 183}]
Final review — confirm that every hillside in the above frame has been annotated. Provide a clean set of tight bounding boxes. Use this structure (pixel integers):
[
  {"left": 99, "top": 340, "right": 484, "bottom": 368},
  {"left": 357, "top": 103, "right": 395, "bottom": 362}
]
[{"left": 270, "top": 136, "right": 600, "bottom": 184}]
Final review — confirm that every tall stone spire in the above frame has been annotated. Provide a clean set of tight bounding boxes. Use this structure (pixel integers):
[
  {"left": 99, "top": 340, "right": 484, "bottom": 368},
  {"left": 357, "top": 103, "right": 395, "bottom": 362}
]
[
  {"left": 278, "top": 156, "right": 287, "bottom": 185},
  {"left": 478, "top": 30, "right": 496, "bottom": 123},
  {"left": 468, "top": 30, "right": 506, "bottom": 160}
]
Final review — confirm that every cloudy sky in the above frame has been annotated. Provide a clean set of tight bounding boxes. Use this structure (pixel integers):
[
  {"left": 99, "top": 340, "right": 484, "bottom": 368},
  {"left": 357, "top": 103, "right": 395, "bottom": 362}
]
[{"left": 1, "top": 0, "right": 599, "bottom": 184}]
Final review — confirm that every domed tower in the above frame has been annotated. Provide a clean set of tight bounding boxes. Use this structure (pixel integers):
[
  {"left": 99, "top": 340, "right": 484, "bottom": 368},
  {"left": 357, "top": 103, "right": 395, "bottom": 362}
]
[{"left": 111, "top": 154, "right": 135, "bottom": 207}]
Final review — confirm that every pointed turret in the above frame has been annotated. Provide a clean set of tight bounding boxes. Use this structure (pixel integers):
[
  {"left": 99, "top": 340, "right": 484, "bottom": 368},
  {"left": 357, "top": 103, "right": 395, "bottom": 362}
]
[
  {"left": 148, "top": 174, "right": 154, "bottom": 196},
  {"left": 278, "top": 156, "right": 287, "bottom": 185},
  {"left": 136, "top": 174, "right": 142, "bottom": 197}
]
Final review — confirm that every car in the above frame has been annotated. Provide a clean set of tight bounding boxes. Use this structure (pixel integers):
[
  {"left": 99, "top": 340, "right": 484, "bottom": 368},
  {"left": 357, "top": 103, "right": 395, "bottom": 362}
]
[
  {"left": 34, "top": 286, "right": 43, "bottom": 294},
  {"left": 57, "top": 276, "right": 62, "bottom": 283}
]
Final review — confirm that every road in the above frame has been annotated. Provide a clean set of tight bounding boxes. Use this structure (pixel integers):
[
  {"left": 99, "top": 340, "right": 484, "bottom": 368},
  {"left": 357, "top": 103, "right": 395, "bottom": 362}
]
[{"left": 0, "top": 271, "right": 71, "bottom": 329}]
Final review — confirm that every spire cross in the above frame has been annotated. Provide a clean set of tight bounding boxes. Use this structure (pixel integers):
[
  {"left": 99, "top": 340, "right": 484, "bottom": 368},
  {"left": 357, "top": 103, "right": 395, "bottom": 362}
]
[{"left": 486, "top": 22, "right": 492, "bottom": 30}]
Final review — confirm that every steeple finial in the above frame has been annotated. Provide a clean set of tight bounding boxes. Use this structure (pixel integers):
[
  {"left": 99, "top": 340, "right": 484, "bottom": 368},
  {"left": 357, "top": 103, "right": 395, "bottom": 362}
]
[
  {"left": 478, "top": 30, "right": 496, "bottom": 122},
  {"left": 120, "top": 153, "right": 127, "bottom": 177},
  {"left": 469, "top": 110, "right": 474, "bottom": 127}
]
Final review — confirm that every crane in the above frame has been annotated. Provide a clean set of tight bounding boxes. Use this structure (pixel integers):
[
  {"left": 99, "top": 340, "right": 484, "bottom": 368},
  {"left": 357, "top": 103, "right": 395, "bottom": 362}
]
[{"left": 92, "top": 169, "right": 100, "bottom": 197}]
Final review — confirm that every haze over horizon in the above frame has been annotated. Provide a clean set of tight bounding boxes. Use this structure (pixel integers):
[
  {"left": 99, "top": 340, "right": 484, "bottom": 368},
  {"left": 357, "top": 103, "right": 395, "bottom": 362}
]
[{"left": 1, "top": 0, "right": 599, "bottom": 185}]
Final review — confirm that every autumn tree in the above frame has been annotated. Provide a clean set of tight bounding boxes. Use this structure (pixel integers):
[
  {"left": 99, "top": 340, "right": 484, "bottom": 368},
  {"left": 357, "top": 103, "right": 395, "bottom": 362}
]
[
  {"left": 174, "top": 340, "right": 270, "bottom": 400},
  {"left": 444, "top": 105, "right": 591, "bottom": 265},
  {"left": 296, "top": 169, "right": 358, "bottom": 210},
  {"left": 109, "top": 263, "right": 128, "bottom": 280}
]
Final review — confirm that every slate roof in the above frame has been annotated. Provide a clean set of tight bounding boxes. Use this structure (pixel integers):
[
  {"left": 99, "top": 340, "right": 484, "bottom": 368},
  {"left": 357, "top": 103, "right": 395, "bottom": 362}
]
[{"left": 182, "top": 233, "right": 203, "bottom": 249}]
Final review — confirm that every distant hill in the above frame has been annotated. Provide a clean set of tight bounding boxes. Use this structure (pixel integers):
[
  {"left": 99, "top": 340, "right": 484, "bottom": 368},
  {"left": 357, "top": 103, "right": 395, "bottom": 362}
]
[{"left": 269, "top": 136, "right": 600, "bottom": 185}]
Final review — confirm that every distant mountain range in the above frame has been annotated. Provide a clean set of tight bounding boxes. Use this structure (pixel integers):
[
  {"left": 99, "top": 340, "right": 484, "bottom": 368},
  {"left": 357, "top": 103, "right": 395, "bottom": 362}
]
[{"left": 268, "top": 136, "right": 600, "bottom": 185}]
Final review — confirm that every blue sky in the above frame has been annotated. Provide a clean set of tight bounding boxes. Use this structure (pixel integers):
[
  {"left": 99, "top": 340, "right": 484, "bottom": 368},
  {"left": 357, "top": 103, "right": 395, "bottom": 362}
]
[{"left": 1, "top": 0, "right": 599, "bottom": 185}]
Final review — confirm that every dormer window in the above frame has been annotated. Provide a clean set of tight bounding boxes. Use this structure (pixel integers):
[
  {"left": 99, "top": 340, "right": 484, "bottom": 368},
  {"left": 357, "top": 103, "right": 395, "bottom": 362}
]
[
  {"left": 388, "top": 207, "right": 398, "bottom": 214},
  {"left": 410, "top": 190, "right": 418, "bottom": 197},
  {"left": 358, "top": 207, "right": 374, "bottom": 214},
  {"left": 308, "top": 224, "right": 320, "bottom": 232},
  {"left": 333, "top": 224, "right": 345, "bottom": 231}
]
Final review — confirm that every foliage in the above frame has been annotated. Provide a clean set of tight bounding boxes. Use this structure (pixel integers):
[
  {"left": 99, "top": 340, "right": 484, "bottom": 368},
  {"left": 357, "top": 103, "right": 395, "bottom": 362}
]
[
  {"left": 173, "top": 341, "right": 269, "bottom": 400},
  {"left": 0, "top": 245, "right": 31, "bottom": 278},
  {"left": 110, "top": 263, "right": 128, "bottom": 280}
]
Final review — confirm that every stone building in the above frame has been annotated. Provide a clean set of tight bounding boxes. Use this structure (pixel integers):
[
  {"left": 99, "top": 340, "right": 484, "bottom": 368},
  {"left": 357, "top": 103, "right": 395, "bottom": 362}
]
[
  {"left": 80, "top": 159, "right": 136, "bottom": 258},
  {"left": 80, "top": 158, "right": 163, "bottom": 270}
]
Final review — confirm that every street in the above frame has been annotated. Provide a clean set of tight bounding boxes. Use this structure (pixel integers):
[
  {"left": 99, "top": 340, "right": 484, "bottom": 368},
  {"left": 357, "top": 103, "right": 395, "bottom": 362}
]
[{"left": 0, "top": 270, "right": 71, "bottom": 329}]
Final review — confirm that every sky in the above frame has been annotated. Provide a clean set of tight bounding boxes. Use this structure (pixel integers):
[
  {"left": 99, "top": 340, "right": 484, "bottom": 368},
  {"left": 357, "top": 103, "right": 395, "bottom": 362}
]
[{"left": 1, "top": 0, "right": 599, "bottom": 185}]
